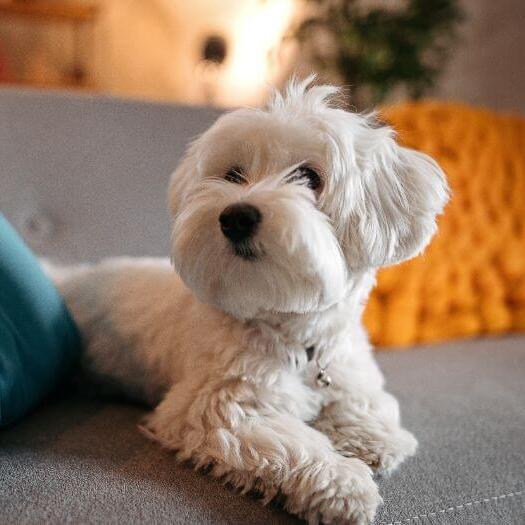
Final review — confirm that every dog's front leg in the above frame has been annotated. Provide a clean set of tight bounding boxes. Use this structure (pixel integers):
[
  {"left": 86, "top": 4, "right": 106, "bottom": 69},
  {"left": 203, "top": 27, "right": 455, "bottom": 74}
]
[
  {"left": 143, "top": 382, "right": 381, "bottom": 525},
  {"left": 314, "top": 361, "right": 417, "bottom": 475}
]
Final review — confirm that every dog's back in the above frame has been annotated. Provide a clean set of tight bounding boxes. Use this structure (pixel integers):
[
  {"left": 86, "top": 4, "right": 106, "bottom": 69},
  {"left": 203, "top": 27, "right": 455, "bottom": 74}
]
[{"left": 44, "top": 257, "right": 180, "bottom": 405}]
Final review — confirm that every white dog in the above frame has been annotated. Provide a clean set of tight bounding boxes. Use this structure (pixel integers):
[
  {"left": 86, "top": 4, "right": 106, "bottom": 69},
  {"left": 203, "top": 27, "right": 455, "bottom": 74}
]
[{"left": 52, "top": 77, "right": 448, "bottom": 524}]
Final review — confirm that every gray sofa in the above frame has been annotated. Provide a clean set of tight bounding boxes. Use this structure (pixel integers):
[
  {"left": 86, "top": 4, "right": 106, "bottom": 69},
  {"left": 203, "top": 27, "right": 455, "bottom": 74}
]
[{"left": 1, "top": 89, "right": 524, "bottom": 525}]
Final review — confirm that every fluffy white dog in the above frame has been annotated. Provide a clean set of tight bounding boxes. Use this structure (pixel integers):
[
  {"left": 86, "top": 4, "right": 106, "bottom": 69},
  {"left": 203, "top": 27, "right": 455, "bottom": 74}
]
[{"left": 52, "top": 78, "right": 448, "bottom": 524}]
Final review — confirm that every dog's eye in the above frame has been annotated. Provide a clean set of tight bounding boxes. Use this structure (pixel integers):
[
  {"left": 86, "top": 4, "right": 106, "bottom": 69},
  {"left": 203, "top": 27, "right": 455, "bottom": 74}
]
[
  {"left": 288, "top": 165, "right": 322, "bottom": 191},
  {"left": 224, "top": 167, "right": 246, "bottom": 184}
]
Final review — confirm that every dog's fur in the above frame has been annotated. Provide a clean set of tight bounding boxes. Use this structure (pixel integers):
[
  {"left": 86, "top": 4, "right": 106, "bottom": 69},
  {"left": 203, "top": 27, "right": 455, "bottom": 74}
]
[{"left": 51, "top": 78, "right": 448, "bottom": 524}]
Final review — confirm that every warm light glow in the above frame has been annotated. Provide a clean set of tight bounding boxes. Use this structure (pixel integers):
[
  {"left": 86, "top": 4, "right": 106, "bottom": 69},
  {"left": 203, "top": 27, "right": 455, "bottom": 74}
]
[{"left": 213, "top": 0, "right": 297, "bottom": 106}]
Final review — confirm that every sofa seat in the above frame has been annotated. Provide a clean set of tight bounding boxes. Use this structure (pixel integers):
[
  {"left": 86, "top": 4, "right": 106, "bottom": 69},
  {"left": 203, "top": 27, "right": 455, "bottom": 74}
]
[{"left": 1, "top": 337, "right": 524, "bottom": 525}]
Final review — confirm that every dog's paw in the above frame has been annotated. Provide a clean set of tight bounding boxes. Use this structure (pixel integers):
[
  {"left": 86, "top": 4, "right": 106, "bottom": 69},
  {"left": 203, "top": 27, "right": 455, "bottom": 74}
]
[
  {"left": 358, "top": 427, "right": 418, "bottom": 475},
  {"left": 286, "top": 458, "right": 381, "bottom": 525}
]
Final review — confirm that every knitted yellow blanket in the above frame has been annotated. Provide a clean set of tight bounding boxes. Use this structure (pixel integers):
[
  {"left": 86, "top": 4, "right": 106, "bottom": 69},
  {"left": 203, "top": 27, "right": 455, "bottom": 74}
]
[{"left": 365, "top": 101, "right": 525, "bottom": 347}]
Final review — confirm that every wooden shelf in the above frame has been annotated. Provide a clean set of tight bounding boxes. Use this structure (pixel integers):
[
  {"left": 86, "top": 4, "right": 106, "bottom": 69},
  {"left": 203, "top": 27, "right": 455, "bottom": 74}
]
[
  {"left": 0, "top": 77, "right": 97, "bottom": 91},
  {"left": 0, "top": 1, "right": 98, "bottom": 23},
  {"left": 0, "top": 1, "right": 99, "bottom": 90}
]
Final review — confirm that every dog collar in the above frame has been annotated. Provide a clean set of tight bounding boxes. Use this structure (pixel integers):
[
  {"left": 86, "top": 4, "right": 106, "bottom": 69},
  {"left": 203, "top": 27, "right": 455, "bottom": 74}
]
[{"left": 305, "top": 345, "right": 332, "bottom": 388}]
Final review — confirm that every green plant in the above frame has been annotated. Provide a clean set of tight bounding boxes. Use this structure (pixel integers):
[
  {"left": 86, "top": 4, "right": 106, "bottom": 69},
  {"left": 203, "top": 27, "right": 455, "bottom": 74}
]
[{"left": 294, "top": 0, "right": 463, "bottom": 107}]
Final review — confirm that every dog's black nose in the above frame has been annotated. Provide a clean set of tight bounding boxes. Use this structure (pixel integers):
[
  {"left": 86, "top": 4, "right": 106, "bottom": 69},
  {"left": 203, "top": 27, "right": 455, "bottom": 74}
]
[{"left": 219, "top": 203, "right": 261, "bottom": 242}]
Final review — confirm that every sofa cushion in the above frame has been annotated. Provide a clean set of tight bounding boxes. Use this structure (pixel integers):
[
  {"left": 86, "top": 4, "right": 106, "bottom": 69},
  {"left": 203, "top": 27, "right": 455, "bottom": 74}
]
[
  {"left": 0, "top": 214, "right": 80, "bottom": 428},
  {"left": 366, "top": 102, "right": 525, "bottom": 347},
  {"left": 0, "top": 88, "right": 220, "bottom": 263}
]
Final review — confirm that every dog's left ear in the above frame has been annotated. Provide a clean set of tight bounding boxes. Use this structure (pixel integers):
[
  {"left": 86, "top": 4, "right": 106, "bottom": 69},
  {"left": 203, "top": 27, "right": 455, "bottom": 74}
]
[{"left": 340, "top": 124, "right": 449, "bottom": 269}]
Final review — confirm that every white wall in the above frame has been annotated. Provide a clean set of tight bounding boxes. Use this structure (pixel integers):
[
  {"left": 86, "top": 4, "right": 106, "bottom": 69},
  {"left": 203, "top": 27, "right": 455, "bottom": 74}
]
[{"left": 433, "top": 0, "right": 525, "bottom": 114}]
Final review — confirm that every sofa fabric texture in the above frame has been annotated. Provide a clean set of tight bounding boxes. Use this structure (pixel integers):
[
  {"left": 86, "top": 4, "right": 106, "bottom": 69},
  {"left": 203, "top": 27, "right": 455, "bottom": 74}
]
[{"left": 0, "top": 89, "right": 523, "bottom": 524}]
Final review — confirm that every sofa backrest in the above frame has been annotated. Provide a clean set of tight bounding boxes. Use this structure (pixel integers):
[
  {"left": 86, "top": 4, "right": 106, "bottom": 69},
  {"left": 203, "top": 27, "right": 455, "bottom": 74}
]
[{"left": 0, "top": 88, "right": 220, "bottom": 262}]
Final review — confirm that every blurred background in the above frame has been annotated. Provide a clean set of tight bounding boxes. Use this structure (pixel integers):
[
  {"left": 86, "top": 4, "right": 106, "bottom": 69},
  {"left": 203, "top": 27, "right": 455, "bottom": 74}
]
[
  {"left": 1, "top": 0, "right": 525, "bottom": 347},
  {"left": 0, "top": 0, "right": 524, "bottom": 113}
]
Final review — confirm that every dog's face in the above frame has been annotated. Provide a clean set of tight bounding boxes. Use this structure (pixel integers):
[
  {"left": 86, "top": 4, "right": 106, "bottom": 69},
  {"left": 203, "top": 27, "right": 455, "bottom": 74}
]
[{"left": 168, "top": 78, "right": 448, "bottom": 319}]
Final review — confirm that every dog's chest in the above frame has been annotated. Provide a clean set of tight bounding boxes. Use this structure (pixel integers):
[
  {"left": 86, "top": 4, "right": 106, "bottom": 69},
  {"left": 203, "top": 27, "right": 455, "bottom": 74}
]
[{"left": 258, "top": 362, "right": 326, "bottom": 422}]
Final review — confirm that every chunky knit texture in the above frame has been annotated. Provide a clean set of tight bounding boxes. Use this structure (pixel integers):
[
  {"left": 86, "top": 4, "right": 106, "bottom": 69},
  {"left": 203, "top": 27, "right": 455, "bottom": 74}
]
[{"left": 365, "top": 101, "right": 525, "bottom": 347}]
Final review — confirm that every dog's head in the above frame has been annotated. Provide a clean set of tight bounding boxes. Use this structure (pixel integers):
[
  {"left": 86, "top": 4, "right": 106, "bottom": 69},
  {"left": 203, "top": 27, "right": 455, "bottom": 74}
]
[{"left": 168, "top": 77, "right": 448, "bottom": 319}]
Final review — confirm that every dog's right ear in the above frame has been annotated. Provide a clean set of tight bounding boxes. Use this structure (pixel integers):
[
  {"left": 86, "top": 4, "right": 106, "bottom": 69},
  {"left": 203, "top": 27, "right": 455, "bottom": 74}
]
[
  {"left": 337, "top": 120, "right": 449, "bottom": 270},
  {"left": 168, "top": 145, "right": 199, "bottom": 219}
]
